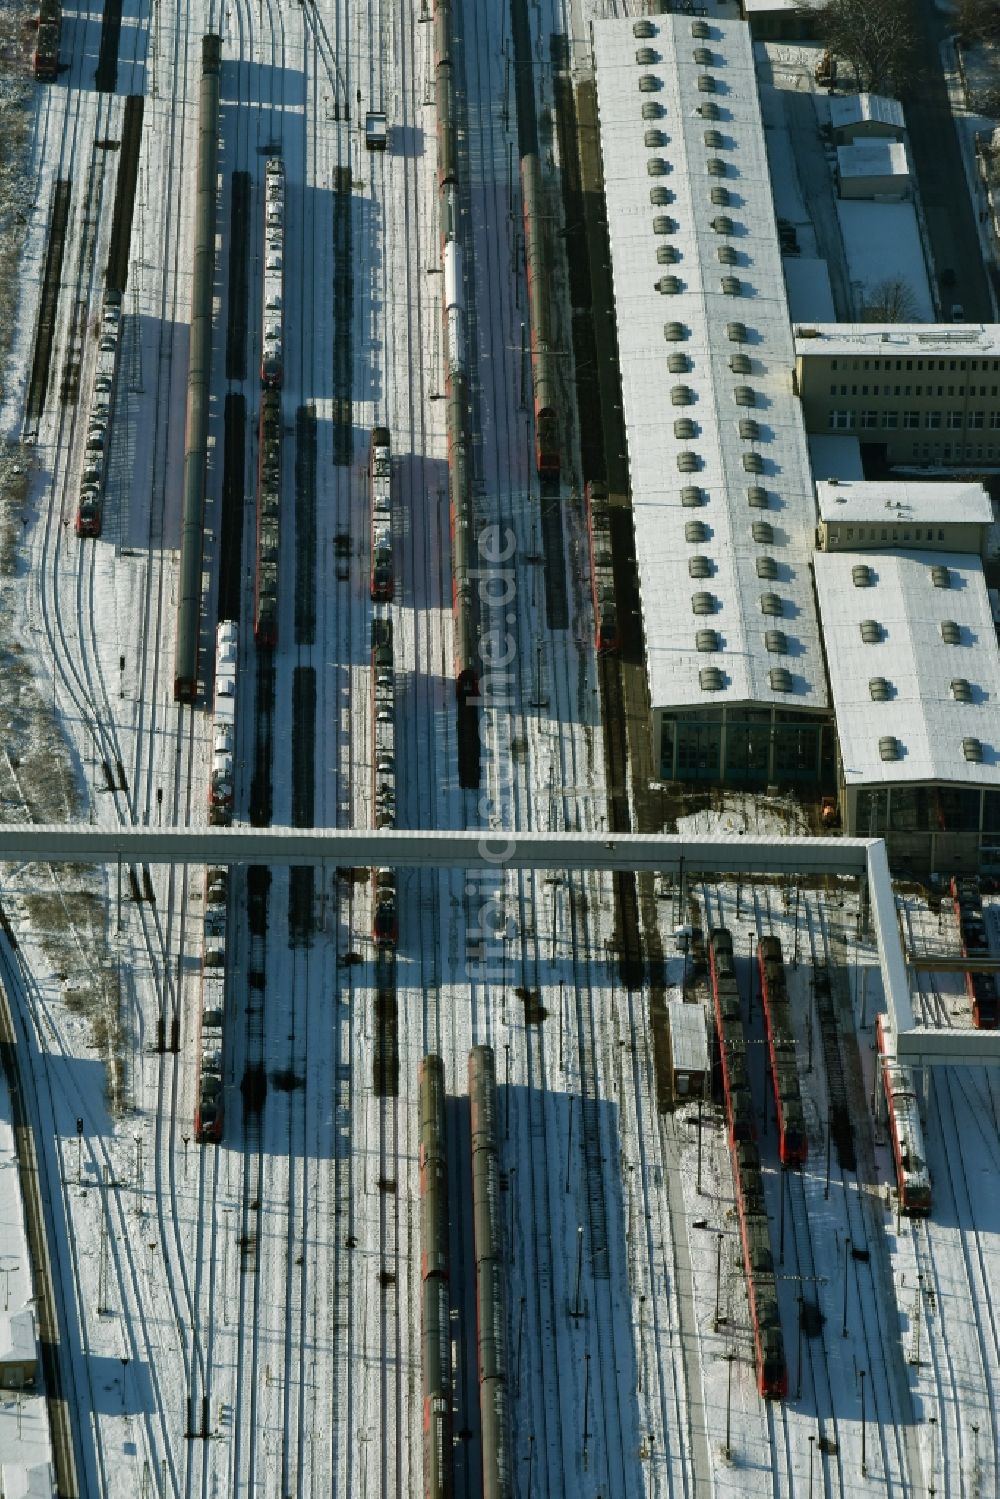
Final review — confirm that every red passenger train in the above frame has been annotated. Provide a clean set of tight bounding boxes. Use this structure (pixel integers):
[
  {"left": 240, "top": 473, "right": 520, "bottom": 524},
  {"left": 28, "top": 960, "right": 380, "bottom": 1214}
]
[{"left": 757, "top": 936, "right": 807, "bottom": 1166}]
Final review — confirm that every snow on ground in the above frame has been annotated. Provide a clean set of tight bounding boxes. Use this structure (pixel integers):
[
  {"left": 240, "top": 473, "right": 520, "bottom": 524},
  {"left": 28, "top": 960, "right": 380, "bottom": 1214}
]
[
  {"left": 836, "top": 200, "right": 935, "bottom": 321},
  {"left": 0, "top": 0, "right": 996, "bottom": 1496}
]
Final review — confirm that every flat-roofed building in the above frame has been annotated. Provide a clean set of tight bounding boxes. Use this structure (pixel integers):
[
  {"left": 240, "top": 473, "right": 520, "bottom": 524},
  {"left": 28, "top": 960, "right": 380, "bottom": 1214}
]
[
  {"left": 836, "top": 141, "right": 911, "bottom": 201},
  {"left": 738, "top": 0, "right": 821, "bottom": 40},
  {"left": 829, "top": 93, "right": 906, "bottom": 146},
  {"left": 593, "top": 15, "right": 832, "bottom": 788},
  {"left": 814, "top": 549, "right": 1000, "bottom": 871},
  {"left": 794, "top": 323, "right": 1000, "bottom": 467},
  {"left": 815, "top": 479, "right": 992, "bottom": 555}
]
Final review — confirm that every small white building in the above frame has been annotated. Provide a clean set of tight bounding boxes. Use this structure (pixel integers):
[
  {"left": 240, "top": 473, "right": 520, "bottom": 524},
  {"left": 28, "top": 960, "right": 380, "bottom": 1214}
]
[
  {"left": 666, "top": 1001, "right": 709, "bottom": 1100},
  {"left": 837, "top": 141, "right": 911, "bottom": 201},
  {"left": 830, "top": 94, "right": 906, "bottom": 146}
]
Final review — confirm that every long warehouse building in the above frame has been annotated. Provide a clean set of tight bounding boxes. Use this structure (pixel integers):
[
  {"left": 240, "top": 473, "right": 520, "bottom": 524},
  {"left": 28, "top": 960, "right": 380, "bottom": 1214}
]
[{"left": 592, "top": 14, "right": 833, "bottom": 787}]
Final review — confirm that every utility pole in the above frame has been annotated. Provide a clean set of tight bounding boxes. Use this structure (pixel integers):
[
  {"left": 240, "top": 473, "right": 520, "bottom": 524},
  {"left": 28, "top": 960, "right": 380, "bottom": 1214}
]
[
  {"left": 842, "top": 1237, "right": 852, "bottom": 1337},
  {"left": 860, "top": 1369, "right": 867, "bottom": 1476},
  {"left": 572, "top": 1224, "right": 584, "bottom": 1317},
  {"left": 696, "top": 1092, "right": 704, "bottom": 1194},
  {"left": 725, "top": 1351, "right": 736, "bottom": 1461},
  {"left": 714, "top": 1233, "right": 724, "bottom": 1329}
]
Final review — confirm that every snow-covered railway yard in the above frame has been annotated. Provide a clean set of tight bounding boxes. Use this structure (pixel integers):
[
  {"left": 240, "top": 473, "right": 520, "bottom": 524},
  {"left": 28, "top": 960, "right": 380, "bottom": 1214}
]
[{"left": 0, "top": 0, "right": 998, "bottom": 1495}]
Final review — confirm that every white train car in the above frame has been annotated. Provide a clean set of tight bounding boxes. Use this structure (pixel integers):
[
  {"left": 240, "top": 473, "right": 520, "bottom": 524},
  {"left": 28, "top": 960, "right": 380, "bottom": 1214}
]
[
  {"left": 260, "top": 157, "right": 284, "bottom": 388},
  {"left": 77, "top": 292, "right": 123, "bottom": 537},
  {"left": 209, "top": 622, "right": 237, "bottom": 824},
  {"left": 876, "top": 1012, "right": 931, "bottom": 1215}
]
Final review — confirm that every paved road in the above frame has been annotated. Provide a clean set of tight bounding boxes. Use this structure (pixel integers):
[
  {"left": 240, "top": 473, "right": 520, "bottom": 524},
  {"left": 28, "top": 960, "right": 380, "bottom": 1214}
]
[{"left": 906, "top": 0, "right": 993, "bottom": 319}]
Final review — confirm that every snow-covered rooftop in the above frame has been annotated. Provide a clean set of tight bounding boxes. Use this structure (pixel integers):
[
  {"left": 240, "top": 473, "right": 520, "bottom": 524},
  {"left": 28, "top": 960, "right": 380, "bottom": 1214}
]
[
  {"left": 794, "top": 322, "right": 1000, "bottom": 356},
  {"left": 837, "top": 140, "right": 910, "bottom": 181},
  {"left": 592, "top": 15, "right": 828, "bottom": 715},
  {"left": 817, "top": 479, "right": 993, "bottom": 527},
  {"left": 808, "top": 433, "right": 864, "bottom": 479},
  {"left": 814, "top": 549, "right": 1000, "bottom": 786},
  {"left": 667, "top": 1000, "right": 709, "bottom": 1072},
  {"left": 829, "top": 93, "right": 906, "bottom": 134}
]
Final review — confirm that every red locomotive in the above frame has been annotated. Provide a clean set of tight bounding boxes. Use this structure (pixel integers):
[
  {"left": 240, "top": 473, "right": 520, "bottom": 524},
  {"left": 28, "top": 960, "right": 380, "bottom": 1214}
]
[
  {"left": 585, "top": 480, "right": 619, "bottom": 652},
  {"left": 757, "top": 936, "right": 807, "bottom": 1166},
  {"left": 966, "top": 971, "right": 999, "bottom": 1029},
  {"left": 876, "top": 1013, "right": 931, "bottom": 1216}
]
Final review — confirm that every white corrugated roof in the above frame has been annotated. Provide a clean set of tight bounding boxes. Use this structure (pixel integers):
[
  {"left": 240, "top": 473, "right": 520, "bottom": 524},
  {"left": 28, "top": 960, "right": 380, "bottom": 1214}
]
[
  {"left": 814, "top": 550, "right": 1000, "bottom": 787},
  {"left": 817, "top": 479, "right": 993, "bottom": 527},
  {"left": 837, "top": 141, "right": 909, "bottom": 180},
  {"left": 592, "top": 16, "right": 828, "bottom": 715},
  {"left": 829, "top": 93, "right": 906, "bottom": 133},
  {"left": 667, "top": 1000, "right": 709, "bottom": 1072},
  {"left": 795, "top": 322, "right": 1000, "bottom": 356}
]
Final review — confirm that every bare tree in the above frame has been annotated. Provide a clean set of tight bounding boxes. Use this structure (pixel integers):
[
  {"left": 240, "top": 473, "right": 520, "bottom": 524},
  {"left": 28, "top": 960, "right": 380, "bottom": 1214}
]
[
  {"left": 811, "top": 0, "right": 920, "bottom": 98},
  {"left": 860, "top": 276, "right": 920, "bottom": 322},
  {"left": 957, "top": 0, "right": 1000, "bottom": 46}
]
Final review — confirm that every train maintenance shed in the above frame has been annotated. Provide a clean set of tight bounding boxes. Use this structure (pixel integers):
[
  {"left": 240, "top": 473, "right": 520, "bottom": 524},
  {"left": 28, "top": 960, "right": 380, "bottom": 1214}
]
[
  {"left": 813, "top": 546, "right": 1000, "bottom": 871},
  {"left": 592, "top": 14, "right": 833, "bottom": 790}
]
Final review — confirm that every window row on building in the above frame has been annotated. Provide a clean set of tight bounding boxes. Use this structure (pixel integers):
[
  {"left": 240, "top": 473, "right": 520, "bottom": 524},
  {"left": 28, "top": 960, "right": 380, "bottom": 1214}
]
[{"left": 828, "top": 410, "right": 1000, "bottom": 430}]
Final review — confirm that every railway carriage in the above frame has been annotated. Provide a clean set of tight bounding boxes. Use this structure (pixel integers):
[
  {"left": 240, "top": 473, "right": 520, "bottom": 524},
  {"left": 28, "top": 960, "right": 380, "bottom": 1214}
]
[
  {"left": 370, "top": 621, "right": 398, "bottom": 946},
  {"left": 260, "top": 157, "right": 284, "bottom": 388},
  {"left": 208, "top": 622, "right": 237, "bottom": 823},
  {"left": 876, "top": 1013, "right": 931, "bottom": 1216},
  {"left": 757, "top": 936, "right": 807, "bottom": 1166},
  {"left": 967, "top": 971, "right": 999, "bottom": 1029},
  {"left": 369, "top": 426, "right": 393, "bottom": 602},
  {"left": 585, "top": 481, "right": 619, "bottom": 652},
  {"left": 32, "top": 0, "right": 60, "bottom": 78},
  {"left": 254, "top": 390, "right": 281, "bottom": 646},
  {"left": 195, "top": 866, "right": 229, "bottom": 1144}
]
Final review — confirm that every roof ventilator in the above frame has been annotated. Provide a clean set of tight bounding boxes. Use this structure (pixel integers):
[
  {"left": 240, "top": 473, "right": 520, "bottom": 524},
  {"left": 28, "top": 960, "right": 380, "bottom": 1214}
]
[
  {"left": 760, "top": 592, "right": 782, "bottom": 617},
  {"left": 879, "top": 735, "right": 901, "bottom": 762},
  {"left": 647, "top": 158, "right": 669, "bottom": 177},
  {"left": 693, "top": 47, "right": 714, "bottom": 65},
  {"left": 650, "top": 185, "right": 671, "bottom": 205},
  {"left": 756, "top": 554, "right": 777, "bottom": 580},
  {"left": 707, "top": 157, "right": 727, "bottom": 177},
  {"left": 860, "top": 618, "right": 882, "bottom": 643},
  {"left": 699, "top": 100, "right": 721, "bottom": 119},
  {"left": 691, "top": 18, "right": 710, "bottom": 38},
  {"left": 852, "top": 564, "right": 873, "bottom": 587},
  {"left": 752, "top": 521, "right": 773, "bottom": 544},
  {"left": 689, "top": 555, "right": 712, "bottom": 579},
  {"left": 644, "top": 128, "right": 667, "bottom": 148},
  {"left": 696, "top": 629, "right": 720, "bottom": 652},
  {"left": 685, "top": 520, "right": 708, "bottom": 543},
  {"left": 633, "top": 19, "right": 656, "bottom": 37},
  {"left": 869, "top": 676, "right": 890, "bottom": 702},
  {"left": 657, "top": 243, "right": 680, "bottom": 265},
  {"left": 951, "top": 678, "right": 973, "bottom": 703},
  {"left": 699, "top": 666, "right": 724, "bottom": 691},
  {"left": 743, "top": 452, "right": 763, "bottom": 473},
  {"left": 730, "top": 352, "right": 751, "bottom": 374},
  {"left": 727, "top": 321, "right": 748, "bottom": 342},
  {"left": 712, "top": 215, "right": 734, "bottom": 234},
  {"left": 940, "top": 618, "right": 961, "bottom": 644},
  {"left": 636, "top": 47, "right": 660, "bottom": 65},
  {"left": 674, "top": 418, "right": 696, "bottom": 439},
  {"left": 963, "top": 737, "right": 984, "bottom": 763},
  {"left": 765, "top": 629, "right": 787, "bottom": 654},
  {"left": 678, "top": 451, "right": 700, "bottom": 472},
  {"left": 652, "top": 212, "right": 677, "bottom": 232},
  {"left": 681, "top": 485, "right": 705, "bottom": 507},
  {"left": 769, "top": 667, "right": 792, "bottom": 693},
  {"left": 718, "top": 244, "right": 738, "bottom": 266},
  {"left": 931, "top": 565, "right": 951, "bottom": 588},
  {"left": 711, "top": 185, "right": 731, "bottom": 205},
  {"left": 639, "top": 74, "right": 660, "bottom": 93},
  {"left": 657, "top": 275, "right": 682, "bottom": 295},
  {"left": 667, "top": 351, "right": 690, "bottom": 373},
  {"left": 721, "top": 275, "right": 742, "bottom": 296},
  {"left": 671, "top": 384, "right": 694, "bottom": 405},
  {"left": 642, "top": 100, "right": 665, "bottom": 120},
  {"left": 692, "top": 591, "right": 715, "bottom": 615},
  {"left": 739, "top": 418, "right": 760, "bottom": 441},
  {"left": 697, "top": 74, "right": 716, "bottom": 93},
  {"left": 747, "top": 485, "right": 768, "bottom": 507}
]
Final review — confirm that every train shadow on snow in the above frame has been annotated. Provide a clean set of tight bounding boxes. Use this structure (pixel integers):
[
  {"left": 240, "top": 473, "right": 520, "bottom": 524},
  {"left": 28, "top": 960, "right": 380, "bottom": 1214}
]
[{"left": 442, "top": 1083, "right": 643, "bottom": 1491}]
